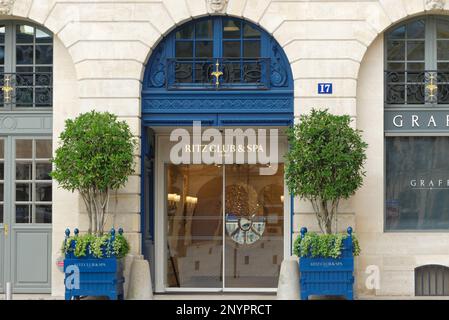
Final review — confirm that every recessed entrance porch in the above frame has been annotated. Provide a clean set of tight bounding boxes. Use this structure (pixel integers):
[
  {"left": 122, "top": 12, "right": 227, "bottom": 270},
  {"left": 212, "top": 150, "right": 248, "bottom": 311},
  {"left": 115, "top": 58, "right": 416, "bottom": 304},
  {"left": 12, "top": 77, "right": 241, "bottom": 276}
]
[{"left": 145, "top": 128, "right": 290, "bottom": 293}]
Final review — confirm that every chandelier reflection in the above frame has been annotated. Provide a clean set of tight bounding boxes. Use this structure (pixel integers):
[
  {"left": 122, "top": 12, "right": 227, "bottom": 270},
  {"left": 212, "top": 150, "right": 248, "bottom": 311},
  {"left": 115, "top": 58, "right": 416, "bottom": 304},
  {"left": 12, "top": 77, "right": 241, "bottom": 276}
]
[{"left": 167, "top": 193, "right": 180, "bottom": 215}]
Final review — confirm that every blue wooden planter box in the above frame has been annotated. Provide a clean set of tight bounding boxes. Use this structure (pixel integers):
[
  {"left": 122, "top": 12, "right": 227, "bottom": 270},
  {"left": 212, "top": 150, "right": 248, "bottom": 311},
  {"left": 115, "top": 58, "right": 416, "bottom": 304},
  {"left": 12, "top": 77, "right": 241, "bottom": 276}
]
[
  {"left": 63, "top": 228, "right": 125, "bottom": 300},
  {"left": 299, "top": 227, "right": 354, "bottom": 300}
]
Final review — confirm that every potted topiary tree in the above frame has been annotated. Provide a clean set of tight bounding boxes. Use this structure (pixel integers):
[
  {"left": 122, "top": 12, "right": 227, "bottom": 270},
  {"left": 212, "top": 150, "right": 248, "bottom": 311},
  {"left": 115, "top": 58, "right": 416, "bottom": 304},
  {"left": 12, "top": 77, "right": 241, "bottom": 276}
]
[
  {"left": 285, "top": 109, "right": 367, "bottom": 300},
  {"left": 51, "top": 111, "right": 137, "bottom": 300}
]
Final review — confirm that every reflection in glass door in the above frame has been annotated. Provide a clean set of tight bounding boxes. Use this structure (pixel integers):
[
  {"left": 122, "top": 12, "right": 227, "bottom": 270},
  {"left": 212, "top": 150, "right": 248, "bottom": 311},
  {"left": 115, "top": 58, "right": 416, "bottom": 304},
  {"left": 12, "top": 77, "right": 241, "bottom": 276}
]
[
  {"left": 224, "top": 164, "right": 284, "bottom": 289},
  {"left": 165, "top": 163, "right": 284, "bottom": 290},
  {"left": 166, "top": 164, "right": 223, "bottom": 288}
]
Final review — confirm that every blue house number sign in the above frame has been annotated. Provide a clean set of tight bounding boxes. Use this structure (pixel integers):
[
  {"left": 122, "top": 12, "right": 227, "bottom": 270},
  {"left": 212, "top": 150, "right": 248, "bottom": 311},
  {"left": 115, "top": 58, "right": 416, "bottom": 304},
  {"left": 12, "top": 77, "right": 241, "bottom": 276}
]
[{"left": 318, "top": 83, "right": 333, "bottom": 94}]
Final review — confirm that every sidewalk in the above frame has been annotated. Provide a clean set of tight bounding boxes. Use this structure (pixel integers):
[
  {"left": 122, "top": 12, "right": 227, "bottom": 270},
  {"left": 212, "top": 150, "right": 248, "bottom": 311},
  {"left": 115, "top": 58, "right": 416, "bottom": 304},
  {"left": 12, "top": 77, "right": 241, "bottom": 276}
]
[
  {"left": 3, "top": 293, "right": 449, "bottom": 300},
  {"left": 0, "top": 293, "right": 276, "bottom": 300},
  {"left": 0, "top": 294, "right": 63, "bottom": 300}
]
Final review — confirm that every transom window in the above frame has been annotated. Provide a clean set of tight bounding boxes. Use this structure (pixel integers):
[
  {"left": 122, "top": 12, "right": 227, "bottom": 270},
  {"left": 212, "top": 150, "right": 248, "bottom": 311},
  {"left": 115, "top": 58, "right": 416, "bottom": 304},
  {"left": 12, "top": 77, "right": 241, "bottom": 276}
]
[
  {"left": 385, "top": 16, "right": 449, "bottom": 105},
  {"left": 167, "top": 17, "right": 268, "bottom": 89},
  {"left": 0, "top": 22, "right": 53, "bottom": 109}
]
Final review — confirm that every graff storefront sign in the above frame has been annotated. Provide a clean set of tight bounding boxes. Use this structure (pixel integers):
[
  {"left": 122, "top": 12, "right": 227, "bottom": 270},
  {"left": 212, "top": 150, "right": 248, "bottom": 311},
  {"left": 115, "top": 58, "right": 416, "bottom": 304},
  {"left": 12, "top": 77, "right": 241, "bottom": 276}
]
[
  {"left": 410, "top": 179, "right": 449, "bottom": 189},
  {"left": 385, "top": 110, "right": 449, "bottom": 132}
]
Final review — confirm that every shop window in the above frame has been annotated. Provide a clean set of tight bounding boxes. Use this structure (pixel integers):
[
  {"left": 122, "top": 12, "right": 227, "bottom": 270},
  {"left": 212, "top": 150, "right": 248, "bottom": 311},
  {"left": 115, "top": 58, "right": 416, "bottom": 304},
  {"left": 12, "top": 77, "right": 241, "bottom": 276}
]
[
  {"left": 415, "top": 265, "right": 449, "bottom": 296},
  {"left": 385, "top": 16, "right": 449, "bottom": 231},
  {"left": 386, "top": 137, "right": 449, "bottom": 230}
]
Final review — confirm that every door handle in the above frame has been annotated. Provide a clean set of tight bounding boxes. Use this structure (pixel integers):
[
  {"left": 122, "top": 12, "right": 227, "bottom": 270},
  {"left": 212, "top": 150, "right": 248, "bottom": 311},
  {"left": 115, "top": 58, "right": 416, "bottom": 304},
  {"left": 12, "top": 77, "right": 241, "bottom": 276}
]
[{"left": 4, "top": 223, "right": 7, "bottom": 237}]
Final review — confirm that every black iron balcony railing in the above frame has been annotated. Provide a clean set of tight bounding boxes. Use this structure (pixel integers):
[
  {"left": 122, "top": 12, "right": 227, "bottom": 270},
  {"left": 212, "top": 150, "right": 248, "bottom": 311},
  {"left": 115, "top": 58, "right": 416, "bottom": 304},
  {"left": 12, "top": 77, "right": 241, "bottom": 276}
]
[
  {"left": 166, "top": 57, "right": 270, "bottom": 90},
  {"left": 385, "top": 70, "right": 449, "bottom": 105},
  {"left": 0, "top": 72, "right": 53, "bottom": 108}
]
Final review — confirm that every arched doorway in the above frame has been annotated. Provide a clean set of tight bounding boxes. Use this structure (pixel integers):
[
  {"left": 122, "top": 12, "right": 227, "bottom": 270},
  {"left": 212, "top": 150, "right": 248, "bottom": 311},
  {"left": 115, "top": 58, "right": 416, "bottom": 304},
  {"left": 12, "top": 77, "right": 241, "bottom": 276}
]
[
  {"left": 141, "top": 16, "right": 293, "bottom": 292},
  {"left": 0, "top": 21, "right": 53, "bottom": 293}
]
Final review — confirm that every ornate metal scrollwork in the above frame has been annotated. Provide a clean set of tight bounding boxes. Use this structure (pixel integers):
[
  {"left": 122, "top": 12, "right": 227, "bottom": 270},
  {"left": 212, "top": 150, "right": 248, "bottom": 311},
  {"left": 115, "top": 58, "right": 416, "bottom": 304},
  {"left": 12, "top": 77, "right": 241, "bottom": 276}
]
[
  {"left": 384, "top": 70, "right": 449, "bottom": 105},
  {"left": 147, "top": 45, "right": 167, "bottom": 88},
  {"left": 0, "top": 72, "right": 53, "bottom": 107},
  {"left": 242, "top": 62, "right": 262, "bottom": 84},
  {"left": 167, "top": 58, "right": 270, "bottom": 89},
  {"left": 270, "top": 39, "right": 288, "bottom": 88},
  {"left": 437, "top": 71, "right": 449, "bottom": 104}
]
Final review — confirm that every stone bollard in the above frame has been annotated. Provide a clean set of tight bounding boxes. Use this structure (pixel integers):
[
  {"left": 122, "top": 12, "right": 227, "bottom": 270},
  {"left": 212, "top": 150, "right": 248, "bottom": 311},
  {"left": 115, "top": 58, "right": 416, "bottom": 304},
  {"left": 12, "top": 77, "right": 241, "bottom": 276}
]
[
  {"left": 123, "top": 254, "right": 138, "bottom": 298},
  {"left": 5, "top": 282, "right": 12, "bottom": 300},
  {"left": 277, "top": 256, "right": 300, "bottom": 300},
  {"left": 126, "top": 256, "right": 153, "bottom": 300}
]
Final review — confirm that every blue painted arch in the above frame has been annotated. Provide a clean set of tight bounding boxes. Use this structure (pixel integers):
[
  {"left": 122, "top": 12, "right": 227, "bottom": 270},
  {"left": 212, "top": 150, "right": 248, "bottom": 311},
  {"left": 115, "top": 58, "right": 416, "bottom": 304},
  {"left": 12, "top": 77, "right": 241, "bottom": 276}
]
[{"left": 141, "top": 16, "right": 294, "bottom": 127}]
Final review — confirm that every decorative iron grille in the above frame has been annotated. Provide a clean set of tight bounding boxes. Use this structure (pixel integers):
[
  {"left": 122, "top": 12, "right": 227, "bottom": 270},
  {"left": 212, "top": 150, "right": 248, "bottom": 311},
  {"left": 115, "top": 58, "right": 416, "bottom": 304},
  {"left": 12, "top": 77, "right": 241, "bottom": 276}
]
[
  {"left": 0, "top": 72, "right": 53, "bottom": 108},
  {"left": 385, "top": 70, "right": 449, "bottom": 105},
  {"left": 166, "top": 58, "right": 270, "bottom": 90}
]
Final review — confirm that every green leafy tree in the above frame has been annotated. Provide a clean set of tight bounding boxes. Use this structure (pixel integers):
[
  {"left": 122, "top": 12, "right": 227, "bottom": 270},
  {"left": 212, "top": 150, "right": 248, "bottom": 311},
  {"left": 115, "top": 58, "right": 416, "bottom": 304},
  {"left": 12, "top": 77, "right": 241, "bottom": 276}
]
[
  {"left": 51, "top": 111, "right": 137, "bottom": 235},
  {"left": 285, "top": 109, "right": 367, "bottom": 234}
]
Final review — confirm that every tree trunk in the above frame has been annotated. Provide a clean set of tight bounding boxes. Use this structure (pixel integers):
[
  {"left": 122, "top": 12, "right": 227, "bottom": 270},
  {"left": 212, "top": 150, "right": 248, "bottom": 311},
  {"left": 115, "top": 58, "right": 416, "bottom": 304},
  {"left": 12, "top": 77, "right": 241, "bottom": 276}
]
[
  {"left": 324, "top": 218, "right": 332, "bottom": 234},
  {"left": 91, "top": 193, "right": 98, "bottom": 235}
]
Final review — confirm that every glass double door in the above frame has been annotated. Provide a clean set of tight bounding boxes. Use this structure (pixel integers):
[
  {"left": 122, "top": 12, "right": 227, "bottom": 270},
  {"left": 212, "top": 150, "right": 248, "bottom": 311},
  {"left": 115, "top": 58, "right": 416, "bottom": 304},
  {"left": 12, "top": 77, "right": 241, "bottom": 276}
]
[
  {"left": 165, "top": 163, "right": 284, "bottom": 290},
  {"left": 0, "top": 136, "right": 52, "bottom": 293}
]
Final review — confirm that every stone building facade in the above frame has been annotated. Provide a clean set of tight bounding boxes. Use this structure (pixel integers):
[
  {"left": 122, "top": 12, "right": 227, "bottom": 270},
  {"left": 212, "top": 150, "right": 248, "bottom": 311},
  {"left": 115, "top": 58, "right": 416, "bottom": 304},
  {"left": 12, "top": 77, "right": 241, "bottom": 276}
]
[{"left": 0, "top": 0, "right": 448, "bottom": 298}]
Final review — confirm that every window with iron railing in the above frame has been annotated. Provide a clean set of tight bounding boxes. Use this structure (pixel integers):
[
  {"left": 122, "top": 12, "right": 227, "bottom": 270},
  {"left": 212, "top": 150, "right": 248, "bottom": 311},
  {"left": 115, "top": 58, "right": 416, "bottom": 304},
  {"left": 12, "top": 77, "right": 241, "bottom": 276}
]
[
  {"left": 0, "top": 22, "right": 53, "bottom": 109},
  {"left": 167, "top": 58, "right": 270, "bottom": 89},
  {"left": 385, "top": 17, "right": 449, "bottom": 105},
  {"left": 166, "top": 17, "right": 269, "bottom": 90}
]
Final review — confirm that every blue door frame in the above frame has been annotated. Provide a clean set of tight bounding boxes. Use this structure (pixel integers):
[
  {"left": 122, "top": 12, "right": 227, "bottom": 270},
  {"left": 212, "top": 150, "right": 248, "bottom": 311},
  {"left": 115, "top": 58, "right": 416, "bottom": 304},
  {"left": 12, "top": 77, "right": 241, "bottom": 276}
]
[{"left": 140, "top": 16, "right": 296, "bottom": 276}]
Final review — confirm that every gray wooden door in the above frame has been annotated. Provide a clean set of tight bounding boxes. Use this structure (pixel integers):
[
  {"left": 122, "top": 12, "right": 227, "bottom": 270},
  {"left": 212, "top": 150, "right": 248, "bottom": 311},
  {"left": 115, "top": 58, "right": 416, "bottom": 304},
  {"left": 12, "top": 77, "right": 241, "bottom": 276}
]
[
  {"left": 0, "top": 21, "right": 54, "bottom": 293},
  {"left": 0, "top": 136, "right": 52, "bottom": 293}
]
